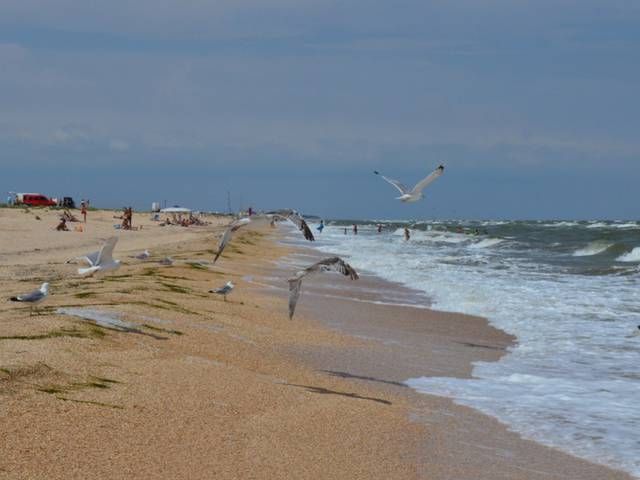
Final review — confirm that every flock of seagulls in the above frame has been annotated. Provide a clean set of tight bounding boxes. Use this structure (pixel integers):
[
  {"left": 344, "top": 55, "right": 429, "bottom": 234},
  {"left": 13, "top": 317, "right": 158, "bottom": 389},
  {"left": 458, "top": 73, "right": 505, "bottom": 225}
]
[{"left": 8, "top": 164, "right": 446, "bottom": 320}]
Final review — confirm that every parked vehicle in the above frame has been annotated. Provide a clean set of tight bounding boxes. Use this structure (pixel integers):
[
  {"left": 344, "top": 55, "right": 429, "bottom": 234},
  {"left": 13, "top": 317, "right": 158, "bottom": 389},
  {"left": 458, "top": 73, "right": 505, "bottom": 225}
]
[
  {"left": 60, "top": 197, "right": 76, "bottom": 209},
  {"left": 15, "top": 193, "right": 57, "bottom": 207}
]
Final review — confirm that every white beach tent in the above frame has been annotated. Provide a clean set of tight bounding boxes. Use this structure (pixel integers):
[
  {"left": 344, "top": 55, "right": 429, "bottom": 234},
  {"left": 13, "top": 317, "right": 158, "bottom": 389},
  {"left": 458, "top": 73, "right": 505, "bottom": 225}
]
[{"left": 160, "top": 207, "right": 192, "bottom": 214}]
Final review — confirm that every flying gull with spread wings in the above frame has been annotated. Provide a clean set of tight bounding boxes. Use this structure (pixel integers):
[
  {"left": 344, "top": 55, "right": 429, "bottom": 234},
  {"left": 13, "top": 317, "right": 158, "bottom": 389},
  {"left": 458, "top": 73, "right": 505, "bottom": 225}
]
[
  {"left": 213, "top": 211, "right": 315, "bottom": 264},
  {"left": 374, "top": 165, "right": 445, "bottom": 203},
  {"left": 10, "top": 282, "right": 49, "bottom": 315},
  {"left": 213, "top": 217, "right": 252, "bottom": 264},
  {"left": 276, "top": 210, "right": 315, "bottom": 242},
  {"left": 288, "top": 257, "right": 359, "bottom": 319},
  {"left": 77, "top": 237, "right": 121, "bottom": 276}
]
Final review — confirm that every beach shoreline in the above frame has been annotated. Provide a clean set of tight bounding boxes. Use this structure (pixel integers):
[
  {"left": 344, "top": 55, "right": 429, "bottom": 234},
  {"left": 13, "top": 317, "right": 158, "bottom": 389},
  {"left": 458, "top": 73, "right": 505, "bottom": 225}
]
[{"left": 0, "top": 207, "right": 632, "bottom": 479}]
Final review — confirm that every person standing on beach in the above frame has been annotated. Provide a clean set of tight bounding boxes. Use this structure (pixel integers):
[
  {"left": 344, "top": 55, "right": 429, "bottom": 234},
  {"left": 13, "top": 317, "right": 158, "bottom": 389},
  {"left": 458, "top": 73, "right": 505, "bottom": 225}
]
[
  {"left": 317, "top": 220, "right": 324, "bottom": 233},
  {"left": 80, "top": 201, "right": 87, "bottom": 223},
  {"left": 404, "top": 227, "right": 410, "bottom": 241},
  {"left": 344, "top": 227, "right": 348, "bottom": 235},
  {"left": 353, "top": 224, "right": 358, "bottom": 235},
  {"left": 377, "top": 224, "right": 383, "bottom": 233}
]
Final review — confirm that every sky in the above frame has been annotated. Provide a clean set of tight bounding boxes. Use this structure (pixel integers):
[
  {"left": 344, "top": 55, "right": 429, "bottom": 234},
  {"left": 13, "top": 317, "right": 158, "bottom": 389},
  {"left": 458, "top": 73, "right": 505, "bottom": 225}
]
[{"left": 1, "top": 1, "right": 638, "bottom": 219}]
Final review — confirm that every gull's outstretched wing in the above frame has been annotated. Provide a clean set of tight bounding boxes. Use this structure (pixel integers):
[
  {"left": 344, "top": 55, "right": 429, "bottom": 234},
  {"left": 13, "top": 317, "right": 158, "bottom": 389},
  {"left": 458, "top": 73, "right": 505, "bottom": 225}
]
[
  {"left": 97, "top": 237, "right": 118, "bottom": 265},
  {"left": 287, "top": 257, "right": 359, "bottom": 319},
  {"left": 213, "top": 218, "right": 251, "bottom": 264},
  {"left": 67, "top": 250, "right": 99, "bottom": 266},
  {"left": 299, "top": 219, "right": 315, "bottom": 241},
  {"left": 410, "top": 165, "right": 445, "bottom": 195},
  {"left": 288, "top": 277, "right": 303, "bottom": 320},
  {"left": 281, "top": 211, "right": 315, "bottom": 242},
  {"left": 374, "top": 171, "right": 408, "bottom": 195}
]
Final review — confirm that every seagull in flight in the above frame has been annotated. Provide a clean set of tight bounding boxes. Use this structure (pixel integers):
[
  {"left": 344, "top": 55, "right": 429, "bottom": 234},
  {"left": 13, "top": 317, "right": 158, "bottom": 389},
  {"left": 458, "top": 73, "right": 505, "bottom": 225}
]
[
  {"left": 268, "top": 210, "right": 315, "bottom": 241},
  {"left": 288, "top": 257, "right": 359, "bottom": 319},
  {"left": 77, "top": 237, "right": 121, "bottom": 276},
  {"left": 374, "top": 165, "right": 444, "bottom": 203},
  {"left": 213, "top": 217, "right": 251, "bottom": 264},
  {"left": 10, "top": 282, "right": 49, "bottom": 315},
  {"left": 209, "top": 281, "right": 234, "bottom": 301}
]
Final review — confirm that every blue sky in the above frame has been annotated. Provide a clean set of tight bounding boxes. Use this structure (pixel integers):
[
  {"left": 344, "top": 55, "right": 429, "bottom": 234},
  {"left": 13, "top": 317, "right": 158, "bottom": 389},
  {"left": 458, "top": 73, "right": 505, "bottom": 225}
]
[{"left": 1, "top": 1, "right": 638, "bottom": 219}]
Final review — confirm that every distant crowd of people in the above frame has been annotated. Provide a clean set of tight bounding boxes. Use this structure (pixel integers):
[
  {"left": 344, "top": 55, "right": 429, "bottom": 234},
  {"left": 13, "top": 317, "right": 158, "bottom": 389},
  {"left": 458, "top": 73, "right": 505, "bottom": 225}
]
[{"left": 159, "top": 214, "right": 207, "bottom": 227}]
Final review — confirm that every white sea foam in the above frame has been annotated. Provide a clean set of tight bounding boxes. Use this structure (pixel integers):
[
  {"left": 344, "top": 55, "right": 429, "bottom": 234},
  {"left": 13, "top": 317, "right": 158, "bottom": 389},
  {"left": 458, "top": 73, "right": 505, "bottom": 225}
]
[
  {"left": 572, "top": 241, "right": 614, "bottom": 257},
  {"left": 469, "top": 238, "right": 505, "bottom": 249},
  {"left": 306, "top": 223, "right": 640, "bottom": 478},
  {"left": 617, "top": 247, "right": 640, "bottom": 263},
  {"left": 613, "top": 223, "right": 639, "bottom": 229}
]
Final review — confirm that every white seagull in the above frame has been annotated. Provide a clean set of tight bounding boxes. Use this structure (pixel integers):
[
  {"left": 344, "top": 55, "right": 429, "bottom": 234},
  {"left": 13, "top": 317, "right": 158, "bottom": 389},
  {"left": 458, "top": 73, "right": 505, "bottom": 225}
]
[
  {"left": 158, "top": 256, "right": 174, "bottom": 266},
  {"left": 209, "top": 281, "right": 234, "bottom": 301},
  {"left": 10, "top": 282, "right": 49, "bottom": 315},
  {"left": 213, "top": 217, "right": 251, "bottom": 264},
  {"left": 77, "top": 237, "right": 121, "bottom": 276},
  {"left": 288, "top": 257, "right": 359, "bottom": 319},
  {"left": 132, "top": 250, "right": 150, "bottom": 260},
  {"left": 374, "top": 164, "right": 445, "bottom": 203}
]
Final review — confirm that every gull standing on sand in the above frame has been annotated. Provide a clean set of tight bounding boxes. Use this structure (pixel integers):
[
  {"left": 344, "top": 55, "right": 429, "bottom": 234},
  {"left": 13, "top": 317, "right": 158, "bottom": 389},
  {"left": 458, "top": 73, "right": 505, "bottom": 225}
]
[
  {"left": 132, "top": 250, "right": 150, "bottom": 260},
  {"left": 374, "top": 165, "right": 445, "bottom": 203},
  {"left": 288, "top": 257, "right": 359, "bottom": 319},
  {"left": 9, "top": 282, "right": 49, "bottom": 315},
  {"left": 158, "top": 256, "right": 174, "bottom": 266},
  {"left": 77, "top": 237, "right": 121, "bottom": 276},
  {"left": 209, "top": 281, "right": 234, "bottom": 301}
]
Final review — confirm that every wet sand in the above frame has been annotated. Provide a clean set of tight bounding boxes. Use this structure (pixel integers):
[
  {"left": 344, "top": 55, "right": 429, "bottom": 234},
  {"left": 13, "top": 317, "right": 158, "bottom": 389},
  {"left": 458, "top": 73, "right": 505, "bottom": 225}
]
[{"left": 0, "top": 207, "right": 632, "bottom": 479}]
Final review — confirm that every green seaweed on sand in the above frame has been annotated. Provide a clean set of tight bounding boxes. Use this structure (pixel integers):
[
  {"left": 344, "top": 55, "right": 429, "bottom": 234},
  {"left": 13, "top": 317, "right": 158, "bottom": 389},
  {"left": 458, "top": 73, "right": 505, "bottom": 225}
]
[
  {"left": 0, "top": 326, "right": 104, "bottom": 341},
  {"left": 159, "top": 282, "right": 192, "bottom": 294},
  {"left": 186, "top": 262, "right": 208, "bottom": 271},
  {"left": 90, "top": 376, "right": 122, "bottom": 384},
  {"left": 129, "top": 299, "right": 200, "bottom": 316},
  {"left": 102, "top": 274, "right": 134, "bottom": 282},
  {"left": 74, "top": 291, "right": 97, "bottom": 298},
  {"left": 38, "top": 376, "right": 119, "bottom": 395},
  {"left": 55, "top": 397, "right": 124, "bottom": 409},
  {"left": 0, "top": 362, "right": 54, "bottom": 381},
  {"left": 142, "top": 324, "right": 184, "bottom": 335},
  {"left": 155, "top": 274, "right": 191, "bottom": 281}
]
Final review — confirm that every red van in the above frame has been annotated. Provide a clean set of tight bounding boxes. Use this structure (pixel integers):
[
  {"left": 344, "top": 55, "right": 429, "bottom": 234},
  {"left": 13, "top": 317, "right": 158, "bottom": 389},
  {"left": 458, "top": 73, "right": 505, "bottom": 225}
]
[{"left": 17, "top": 193, "right": 57, "bottom": 207}]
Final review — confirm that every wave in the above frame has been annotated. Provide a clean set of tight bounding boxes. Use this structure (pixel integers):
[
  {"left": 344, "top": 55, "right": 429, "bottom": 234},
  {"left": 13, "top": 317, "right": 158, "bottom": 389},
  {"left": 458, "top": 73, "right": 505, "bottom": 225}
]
[
  {"left": 392, "top": 229, "right": 469, "bottom": 244},
  {"left": 572, "top": 241, "right": 615, "bottom": 257},
  {"left": 617, "top": 247, "right": 640, "bottom": 263},
  {"left": 586, "top": 222, "right": 609, "bottom": 229},
  {"left": 469, "top": 238, "right": 505, "bottom": 249},
  {"left": 540, "top": 221, "right": 581, "bottom": 228}
]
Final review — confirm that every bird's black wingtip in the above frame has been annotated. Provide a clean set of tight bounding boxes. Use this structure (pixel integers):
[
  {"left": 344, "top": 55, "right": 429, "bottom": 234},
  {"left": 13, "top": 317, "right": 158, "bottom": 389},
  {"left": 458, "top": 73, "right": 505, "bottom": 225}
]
[
  {"left": 438, "top": 164, "right": 445, "bottom": 171},
  {"left": 373, "top": 171, "right": 379, "bottom": 175},
  {"left": 9, "top": 297, "right": 19, "bottom": 302}
]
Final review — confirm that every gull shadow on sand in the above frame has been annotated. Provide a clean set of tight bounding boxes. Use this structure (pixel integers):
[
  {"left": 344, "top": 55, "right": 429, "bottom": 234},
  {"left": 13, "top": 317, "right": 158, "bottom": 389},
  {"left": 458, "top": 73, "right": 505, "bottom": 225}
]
[
  {"left": 320, "top": 370, "right": 408, "bottom": 388},
  {"left": 285, "top": 383, "right": 392, "bottom": 405}
]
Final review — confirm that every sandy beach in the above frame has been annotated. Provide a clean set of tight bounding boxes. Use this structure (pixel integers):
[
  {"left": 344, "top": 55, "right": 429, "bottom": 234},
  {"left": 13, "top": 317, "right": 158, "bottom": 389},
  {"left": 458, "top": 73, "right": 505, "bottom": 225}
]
[{"left": 0, "top": 207, "right": 632, "bottom": 479}]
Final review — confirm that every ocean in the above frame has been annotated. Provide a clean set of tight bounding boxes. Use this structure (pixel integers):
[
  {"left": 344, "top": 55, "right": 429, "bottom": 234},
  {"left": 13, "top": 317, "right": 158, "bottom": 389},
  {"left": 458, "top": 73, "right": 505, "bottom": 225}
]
[{"left": 304, "top": 219, "right": 640, "bottom": 477}]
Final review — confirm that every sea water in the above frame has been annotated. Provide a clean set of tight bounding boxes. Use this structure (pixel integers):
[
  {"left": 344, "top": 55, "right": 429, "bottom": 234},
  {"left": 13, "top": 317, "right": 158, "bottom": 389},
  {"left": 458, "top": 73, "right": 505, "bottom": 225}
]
[{"left": 301, "top": 219, "right": 640, "bottom": 477}]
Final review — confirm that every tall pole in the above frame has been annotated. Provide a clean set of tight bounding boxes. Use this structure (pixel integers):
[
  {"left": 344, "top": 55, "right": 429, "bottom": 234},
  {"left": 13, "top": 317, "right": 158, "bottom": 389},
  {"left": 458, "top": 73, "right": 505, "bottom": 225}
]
[{"left": 227, "top": 191, "right": 231, "bottom": 214}]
